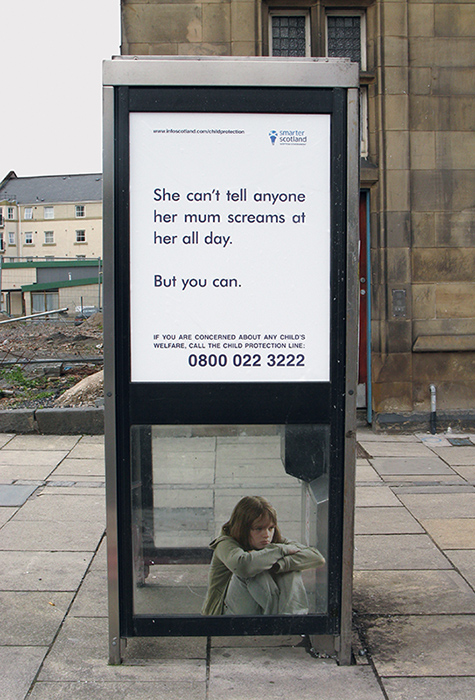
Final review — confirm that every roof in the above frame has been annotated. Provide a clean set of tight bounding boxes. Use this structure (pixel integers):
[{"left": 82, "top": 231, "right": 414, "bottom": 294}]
[{"left": 0, "top": 172, "right": 103, "bottom": 205}]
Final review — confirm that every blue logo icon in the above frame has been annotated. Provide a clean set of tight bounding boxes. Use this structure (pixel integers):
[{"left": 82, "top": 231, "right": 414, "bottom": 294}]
[{"left": 269, "top": 130, "right": 278, "bottom": 145}]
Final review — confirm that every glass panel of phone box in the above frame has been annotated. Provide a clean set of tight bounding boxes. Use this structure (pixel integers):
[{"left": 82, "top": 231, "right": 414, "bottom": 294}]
[{"left": 131, "top": 424, "right": 329, "bottom": 617}]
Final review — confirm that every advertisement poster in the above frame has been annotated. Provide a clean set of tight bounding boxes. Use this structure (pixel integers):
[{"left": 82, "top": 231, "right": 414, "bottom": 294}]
[{"left": 129, "top": 111, "right": 331, "bottom": 383}]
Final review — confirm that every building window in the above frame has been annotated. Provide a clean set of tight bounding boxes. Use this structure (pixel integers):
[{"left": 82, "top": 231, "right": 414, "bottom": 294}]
[
  {"left": 44, "top": 206, "right": 54, "bottom": 219},
  {"left": 24, "top": 207, "right": 33, "bottom": 219},
  {"left": 326, "top": 11, "right": 366, "bottom": 70},
  {"left": 8, "top": 232, "right": 16, "bottom": 246},
  {"left": 44, "top": 231, "right": 54, "bottom": 244},
  {"left": 75, "top": 205, "right": 85, "bottom": 218},
  {"left": 0, "top": 236, "right": 4, "bottom": 251},
  {"left": 24, "top": 232, "right": 33, "bottom": 245},
  {"left": 76, "top": 230, "right": 86, "bottom": 243},
  {"left": 31, "top": 291, "right": 59, "bottom": 314},
  {"left": 326, "top": 10, "right": 368, "bottom": 156},
  {"left": 7, "top": 207, "right": 14, "bottom": 220},
  {"left": 270, "top": 12, "right": 310, "bottom": 57}
]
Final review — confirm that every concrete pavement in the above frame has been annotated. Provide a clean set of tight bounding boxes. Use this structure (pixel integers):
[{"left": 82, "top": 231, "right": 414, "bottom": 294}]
[{"left": 0, "top": 428, "right": 475, "bottom": 699}]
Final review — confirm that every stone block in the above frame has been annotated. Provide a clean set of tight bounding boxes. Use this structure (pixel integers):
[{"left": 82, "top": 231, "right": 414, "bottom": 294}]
[
  {"left": 387, "top": 248, "right": 410, "bottom": 283},
  {"left": 413, "top": 318, "right": 475, "bottom": 337},
  {"left": 441, "top": 170, "right": 475, "bottom": 211},
  {"left": 202, "top": 3, "right": 231, "bottom": 43},
  {"left": 409, "top": 67, "right": 432, "bottom": 95},
  {"left": 230, "top": 2, "right": 256, "bottom": 43},
  {"left": 411, "top": 131, "right": 436, "bottom": 169},
  {"left": 0, "top": 409, "right": 36, "bottom": 434},
  {"left": 413, "top": 248, "right": 475, "bottom": 283},
  {"left": 385, "top": 131, "right": 409, "bottom": 169},
  {"left": 436, "top": 211, "right": 475, "bottom": 247},
  {"left": 383, "top": 1, "right": 407, "bottom": 36},
  {"left": 123, "top": 4, "right": 202, "bottom": 44},
  {"left": 409, "top": 96, "right": 437, "bottom": 131},
  {"left": 231, "top": 41, "right": 257, "bottom": 56},
  {"left": 412, "top": 284, "right": 436, "bottom": 320},
  {"left": 382, "top": 36, "right": 408, "bottom": 67},
  {"left": 437, "top": 96, "right": 475, "bottom": 131},
  {"left": 387, "top": 320, "right": 412, "bottom": 353},
  {"left": 386, "top": 211, "right": 411, "bottom": 247},
  {"left": 149, "top": 42, "right": 179, "bottom": 54},
  {"left": 435, "top": 4, "right": 475, "bottom": 37},
  {"left": 372, "top": 381, "right": 413, "bottom": 413},
  {"left": 436, "top": 132, "right": 475, "bottom": 170},
  {"left": 35, "top": 408, "right": 104, "bottom": 435},
  {"left": 411, "top": 212, "right": 436, "bottom": 247},
  {"left": 409, "top": 3, "right": 434, "bottom": 37},
  {"left": 178, "top": 42, "right": 229, "bottom": 55},
  {"left": 384, "top": 67, "right": 409, "bottom": 95},
  {"left": 383, "top": 95, "right": 409, "bottom": 130},
  {"left": 434, "top": 68, "right": 475, "bottom": 96},
  {"left": 436, "top": 284, "right": 475, "bottom": 318},
  {"left": 372, "top": 352, "right": 412, "bottom": 383}
]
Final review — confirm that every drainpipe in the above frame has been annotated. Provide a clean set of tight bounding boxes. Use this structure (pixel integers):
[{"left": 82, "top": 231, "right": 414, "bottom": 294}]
[{"left": 429, "top": 384, "right": 437, "bottom": 434}]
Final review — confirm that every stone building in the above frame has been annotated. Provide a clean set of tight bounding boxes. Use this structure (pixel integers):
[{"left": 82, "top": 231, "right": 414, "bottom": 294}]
[{"left": 120, "top": 0, "right": 475, "bottom": 429}]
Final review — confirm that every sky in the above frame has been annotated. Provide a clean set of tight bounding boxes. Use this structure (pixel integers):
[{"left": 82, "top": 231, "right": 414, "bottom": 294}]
[{"left": 1, "top": 0, "right": 121, "bottom": 178}]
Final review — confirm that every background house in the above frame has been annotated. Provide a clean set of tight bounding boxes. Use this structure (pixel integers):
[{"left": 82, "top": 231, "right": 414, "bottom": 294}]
[
  {"left": 0, "top": 172, "right": 102, "bottom": 317},
  {"left": 120, "top": 0, "right": 475, "bottom": 429}
]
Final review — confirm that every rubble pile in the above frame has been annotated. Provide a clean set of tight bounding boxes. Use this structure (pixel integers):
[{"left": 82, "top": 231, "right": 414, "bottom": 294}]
[{"left": 0, "top": 314, "right": 104, "bottom": 409}]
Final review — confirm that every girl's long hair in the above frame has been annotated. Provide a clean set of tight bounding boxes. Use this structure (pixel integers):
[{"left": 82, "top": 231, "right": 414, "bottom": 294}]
[{"left": 223, "top": 496, "right": 283, "bottom": 550}]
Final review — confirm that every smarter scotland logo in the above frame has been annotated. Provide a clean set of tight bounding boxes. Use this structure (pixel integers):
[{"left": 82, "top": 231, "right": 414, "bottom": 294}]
[{"left": 269, "top": 129, "right": 308, "bottom": 146}]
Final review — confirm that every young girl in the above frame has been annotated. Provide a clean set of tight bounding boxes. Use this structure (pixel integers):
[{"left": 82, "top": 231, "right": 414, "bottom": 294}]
[{"left": 202, "top": 495, "right": 325, "bottom": 616}]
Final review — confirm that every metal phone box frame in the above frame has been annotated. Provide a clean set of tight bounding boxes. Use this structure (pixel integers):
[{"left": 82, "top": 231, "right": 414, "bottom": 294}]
[{"left": 103, "top": 57, "right": 359, "bottom": 665}]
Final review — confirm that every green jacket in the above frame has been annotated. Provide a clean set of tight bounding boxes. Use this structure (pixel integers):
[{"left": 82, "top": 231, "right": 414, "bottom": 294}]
[{"left": 201, "top": 530, "right": 325, "bottom": 616}]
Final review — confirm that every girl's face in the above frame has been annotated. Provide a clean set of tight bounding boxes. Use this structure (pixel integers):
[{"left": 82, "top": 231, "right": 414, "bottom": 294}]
[{"left": 249, "top": 516, "right": 275, "bottom": 550}]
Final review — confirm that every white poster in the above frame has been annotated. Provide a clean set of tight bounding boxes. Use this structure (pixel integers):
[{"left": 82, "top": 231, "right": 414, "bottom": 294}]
[{"left": 129, "top": 111, "right": 331, "bottom": 383}]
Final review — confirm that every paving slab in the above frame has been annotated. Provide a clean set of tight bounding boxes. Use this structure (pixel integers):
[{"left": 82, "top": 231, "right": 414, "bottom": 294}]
[
  {"left": 68, "top": 570, "right": 112, "bottom": 618},
  {"left": 0, "top": 463, "right": 60, "bottom": 481},
  {"left": 0, "top": 518, "right": 104, "bottom": 551},
  {"left": 355, "top": 463, "right": 383, "bottom": 482},
  {"left": 0, "top": 483, "right": 38, "bottom": 506},
  {"left": 210, "top": 635, "right": 303, "bottom": 647},
  {"left": 0, "top": 550, "right": 93, "bottom": 590},
  {"left": 397, "top": 492, "right": 475, "bottom": 519},
  {"left": 445, "top": 549, "right": 475, "bottom": 587},
  {"left": 416, "top": 433, "right": 452, "bottom": 447},
  {"left": 208, "top": 648, "right": 386, "bottom": 700},
  {"left": 0, "top": 433, "right": 14, "bottom": 447},
  {"left": 0, "top": 506, "right": 16, "bottom": 526},
  {"left": 0, "top": 646, "right": 48, "bottom": 700},
  {"left": 383, "top": 677, "right": 475, "bottom": 700},
  {"left": 355, "top": 507, "right": 424, "bottom": 535},
  {"left": 39, "top": 618, "right": 207, "bottom": 682},
  {"left": 151, "top": 435, "right": 216, "bottom": 452},
  {"left": 356, "top": 431, "right": 419, "bottom": 442},
  {"left": 430, "top": 446, "right": 475, "bottom": 466},
  {"left": 51, "top": 458, "right": 105, "bottom": 477},
  {"left": 353, "top": 569, "right": 475, "bottom": 614},
  {"left": 379, "top": 474, "right": 465, "bottom": 484},
  {"left": 354, "top": 534, "right": 451, "bottom": 570},
  {"left": 452, "top": 465, "right": 475, "bottom": 484},
  {"left": 67, "top": 442, "right": 105, "bottom": 460},
  {"left": 0, "top": 591, "right": 73, "bottom": 644},
  {"left": 363, "top": 615, "right": 475, "bottom": 676},
  {"left": 355, "top": 486, "right": 401, "bottom": 507},
  {"left": 216, "top": 440, "right": 282, "bottom": 460},
  {"left": 28, "top": 680, "right": 206, "bottom": 700},
  {"left": 421, "top": 518, "right": 475, "bottom": 549},
  {"left": 13, "top": 493, "right": 105, "bottom": 523},
  {"left": 0, "top": 450, "right": 68, "bottom": 467},
  {"left": 370, "top": 457, "right": 454, "bottom": 476},
  {"left": 6, "top": 435, "right": 80, "bottom": 451},
  {"left": 358, "top": 442, "right": 432, "bottom": 457}
]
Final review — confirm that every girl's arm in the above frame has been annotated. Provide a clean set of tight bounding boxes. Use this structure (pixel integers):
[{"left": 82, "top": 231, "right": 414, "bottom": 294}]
[
  {"left": 271, "top": 541, "right": 325, "bottom": 573},
  {"left": 214, "top": 537, "right": 296, "bottom": 578}
]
